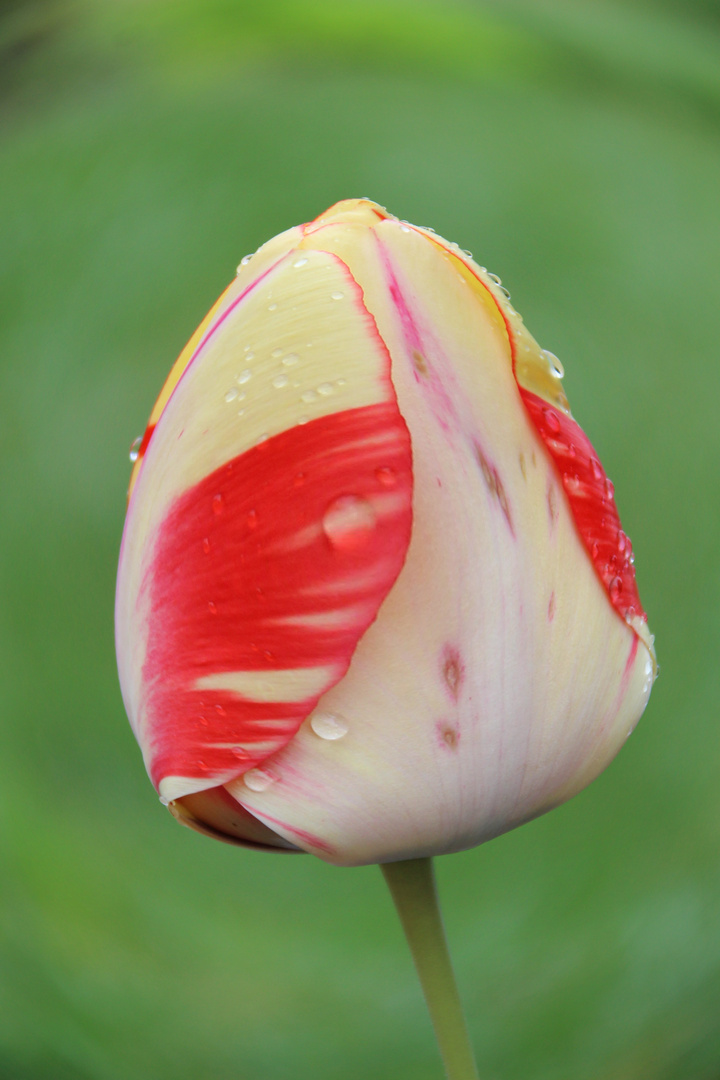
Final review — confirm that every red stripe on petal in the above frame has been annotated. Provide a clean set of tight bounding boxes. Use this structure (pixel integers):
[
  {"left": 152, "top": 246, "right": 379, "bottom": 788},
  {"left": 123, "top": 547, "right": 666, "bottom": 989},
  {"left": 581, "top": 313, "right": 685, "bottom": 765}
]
[
  {"left": 141, "top": 403, "right": 412, "bottom": 790},
  {"left": 519, "top": 389, "right": 645, "bottom": 625}
]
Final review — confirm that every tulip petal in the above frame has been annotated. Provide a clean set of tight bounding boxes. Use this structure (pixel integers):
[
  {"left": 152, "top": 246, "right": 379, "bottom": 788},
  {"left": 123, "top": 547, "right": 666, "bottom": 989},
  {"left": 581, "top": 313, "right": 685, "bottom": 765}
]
[
  {"left": 223, "top": 205, "right": 655, "bottom": 865},
  {"left": 116, "top": 244, "right": 413, "bottom": 801}
]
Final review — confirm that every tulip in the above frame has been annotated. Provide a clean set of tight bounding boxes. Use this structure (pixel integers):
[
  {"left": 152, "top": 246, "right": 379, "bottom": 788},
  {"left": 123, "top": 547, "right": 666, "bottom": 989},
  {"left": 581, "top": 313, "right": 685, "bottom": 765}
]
[
  {"left": 116, "top": 197, "right": 655, "bottom": 868},
  {"left": 116, "top": 199, "right": 656, "bottom": 1078}
]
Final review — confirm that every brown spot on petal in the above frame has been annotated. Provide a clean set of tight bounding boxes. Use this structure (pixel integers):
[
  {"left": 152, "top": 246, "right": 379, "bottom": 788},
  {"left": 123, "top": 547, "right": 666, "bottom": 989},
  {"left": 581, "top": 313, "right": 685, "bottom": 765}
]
[
  {"left": 548, "top": 591, "right": 556, "bottom": 622},
  {"left": 412, "top": 349, "right": 428, "bottom": 375},
  {"left": 442, "top": 647, "right": 464, "bottom": 700},
  {"left": 436, "top": 720, "right": 460, "bottom": 750},
  {"left": 475, "top": 443, "right": 514, "bottom": 535},
  {"left": 519, "top": 451, "right": 527, "bottom": 479},
  {"left": 547, "top": 482, "right": 559, "bottom": 528}
]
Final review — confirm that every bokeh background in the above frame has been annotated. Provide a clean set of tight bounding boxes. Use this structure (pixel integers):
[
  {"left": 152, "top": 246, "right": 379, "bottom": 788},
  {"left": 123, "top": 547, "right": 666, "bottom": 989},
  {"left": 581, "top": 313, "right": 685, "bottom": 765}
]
[{"left": 1, "top": 1, "right": 719, "bottom": 1077}]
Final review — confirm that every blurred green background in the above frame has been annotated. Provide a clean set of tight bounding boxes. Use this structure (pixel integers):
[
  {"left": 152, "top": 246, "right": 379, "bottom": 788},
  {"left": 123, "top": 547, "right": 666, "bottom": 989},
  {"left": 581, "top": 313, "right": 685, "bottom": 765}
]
[{"left": 1, "top": 1, "right": 719, "bottom": 1077}]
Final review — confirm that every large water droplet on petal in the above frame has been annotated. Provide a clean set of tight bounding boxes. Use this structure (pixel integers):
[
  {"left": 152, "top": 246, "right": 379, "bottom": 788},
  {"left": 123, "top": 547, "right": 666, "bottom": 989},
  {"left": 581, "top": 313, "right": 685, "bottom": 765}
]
[
  {"left": 310, "top": 711, "right": 349, "bottom": 740},
  {"left": 243, "top": 768, "right": 275, "bottom": 792},
  {"left": 129, "top": 436, "right": 142, "bottom": 463},
  {"left": 322, "top": 495, "right": 376, "bottom": 551}
]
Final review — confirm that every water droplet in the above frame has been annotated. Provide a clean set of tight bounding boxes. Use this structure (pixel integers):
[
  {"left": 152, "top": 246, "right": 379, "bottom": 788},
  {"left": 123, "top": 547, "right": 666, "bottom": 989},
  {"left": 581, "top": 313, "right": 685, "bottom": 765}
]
[
  {"left": 129, "top": 436, "right": 142, "bottom": 463},
  {"left": 212, "top": 494, "right": 224, "bottom": 515},
  {"left": 257, "top": 433, "right": 269, "bottom": 444},
  {"left": 617, "top": 530, "right": 627, "bottom": 554},
  {"left": 243, "top": 768, "right": 275, "bottom": 792},
  {"left": 331, "top": 292, "right": 344, "bottom": 300},
  {"left": 310, "top": 711, "right": 349, "bottom": 740},
  {"left": 197, "top": 760, "right": 208, "bottom": 771},
  {"left": 270, "top": 348, "right": 283, "bottom": 359},
  {"left": 272, "top": 374, "right": 289, "bottom": 389},
  {"left": 488, "top": 273, "right": 502, "bottom": 285},
  {"left": 268, "top": 302, "right": 278, "bottom": 311},
  {"left": 293, "top": 257, "right": 308, "bottom": 268},
  {"left": 237, "top": 370, "right": 252, "bottom": 384},
  {"left": 224, "top": 387, "right": 239, "bottom": 403},
  {"left": 400, "top": 225, "right": 411, "bottom": 233},
  {"left": 240, "top": 254, "right": 253, "bottom": 266},
  {"left": 605, "top": 478, "right": 615, "bottom": 499},
  {"left": 642, "top": 655, "right": 654, "bottom": 696},
  {"left": 609, "top": 576, "right": 622, "bottom": 602},
  {"left": 336, "top": 378, "right": 347, "bottom": 386},
  {"left": 244, "top": 348, "right": 255, "bottom": 359},
  {"left": 499, "top": 286, "right": 511, "bottom": 299},
  {"left": 375, "top": 466, "right": 397, "bottom": 487},
  {"left": 542, "top": 350, "right": 564, "bottom": 378},
  {"left": 542, "top": 407, "right": 560, "bottom": 434},
  {"left": 462, "top": 249, "right": 473, "bottom": 258},
  {"left": 317, "top": 382, "right": 334, "bottom": 396},
  {"left": 294, "top": 472, "right": 306, "bottom": 487},
  {"left": 591, "top": 541, "right": 600, "bottom": 559},
  {"left": 215, "top": 704, "right": 226, "bottom": 716},
  {"left": 208, "top": 601, "right": 217, "bottom": 615},
  {"left": 301, "top": 389, "right": 318, "bottom": 403},
  {"left": 202, "top": 537, "right": 211, "bottom": 554},
  {"left": 282, "top": 353, "right": 299, "bottom": 366},
  {"left": 198, "top": 715, "right": 208, "bottom": 726},
  {"left": 246, "top": 509, "right": 259, "bottom": 529},
  {"left": 322, "top": 495, "right": 376, "bottom": 551},
  {"left": 591, "top": 458, "right": 603, "bottom": 480},
  {"left": 231, "top": 746, "right": 248, "bottom": 760},
  {"left": 297, "top": 415, "right": 309, "bottom": 425}
]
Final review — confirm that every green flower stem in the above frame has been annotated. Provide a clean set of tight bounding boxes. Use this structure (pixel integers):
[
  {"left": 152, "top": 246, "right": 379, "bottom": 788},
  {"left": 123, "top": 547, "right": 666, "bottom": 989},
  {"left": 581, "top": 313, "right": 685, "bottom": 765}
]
[{"left": 381, "top": 857, "right": 480, "bottom": 1080}]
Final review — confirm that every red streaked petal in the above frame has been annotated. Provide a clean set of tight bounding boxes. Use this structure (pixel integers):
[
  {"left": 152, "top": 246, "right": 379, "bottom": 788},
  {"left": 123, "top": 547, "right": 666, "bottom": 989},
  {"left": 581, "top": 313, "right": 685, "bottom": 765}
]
[
  {"left": 141, "top": 402, "right": 412, "bottom": 797},
  {"left": 518, "top": 390, "right": 644, "bottom": 624}
]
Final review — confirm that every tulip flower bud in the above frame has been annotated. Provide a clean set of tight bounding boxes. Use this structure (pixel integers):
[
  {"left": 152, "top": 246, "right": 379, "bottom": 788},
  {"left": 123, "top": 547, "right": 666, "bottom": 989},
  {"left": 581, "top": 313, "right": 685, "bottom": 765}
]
[{"left": 116, "top": 199, "right": 656, "bottom": 867}]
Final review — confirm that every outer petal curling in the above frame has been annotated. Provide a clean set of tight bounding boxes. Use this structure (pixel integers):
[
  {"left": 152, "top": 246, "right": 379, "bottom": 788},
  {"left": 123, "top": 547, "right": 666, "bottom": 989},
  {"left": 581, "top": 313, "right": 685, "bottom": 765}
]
[
  {"left": 220, "top": 201, "right": 656, "bottom": 865},
  {"left": 116, "top": 242, "right": 413, "bottom": 805}
]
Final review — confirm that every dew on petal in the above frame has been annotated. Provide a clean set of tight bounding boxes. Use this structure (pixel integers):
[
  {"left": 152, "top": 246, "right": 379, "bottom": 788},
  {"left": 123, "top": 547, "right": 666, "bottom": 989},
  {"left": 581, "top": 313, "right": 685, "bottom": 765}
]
[
  {"left": 268, "top": 302, "right": 278, "bottom": 311},
  {"left": 310, "top": 712, "right": 349, "bottom": 741},
  {"left": 272, "top": 374, "right": 289, "bottom": 389},
  {"left": 542, "top": 350, "right": 565, "bottom": 378},
  {"left": 224, "top": 387, "right": 239, "bottom": 403},
  {"left": 317, "top": 382, "right": 334, "bottom": 396},
  {"left": 129, "top": 436, "right": 142, "bottom": 463},
  {"left": 375, "top": 466, "right": 397, "bottom": 487},
  {"left": 202, "top": 537, "right": 211, "bottom": 554},
  {"left": 237, "top": 370, "right": 252, "bottom": 385},
  {"left": 212, "top": 494, "right": 224, "bottom": 515},
  {"left": 243, "top": 768, "right": 275, "bottom": 792},
  {"left": 542, "top": 407, "right": 561, "bottom": 434},
  {"left": 282, "top": 353, "right": 300, "bottom": 366},
  {"left": 322, "top": 495, "right": 376, "bottom": 551},
  {"left": 293, "top": 257, "right": 308, "bottom": 268},
  {"left": 331, "top": 292, "right": 344, "bottom": 300},
  {"left": 301, "top": 390, "right": 318, "bottom": 403}
]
